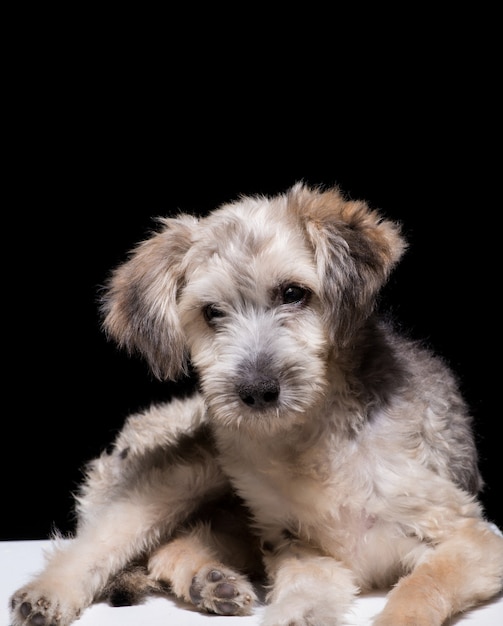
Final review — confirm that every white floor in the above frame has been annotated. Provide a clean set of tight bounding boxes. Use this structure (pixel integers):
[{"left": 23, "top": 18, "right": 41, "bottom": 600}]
[{"left": 2, "top": 540, "right": 502, "bottom": 625}]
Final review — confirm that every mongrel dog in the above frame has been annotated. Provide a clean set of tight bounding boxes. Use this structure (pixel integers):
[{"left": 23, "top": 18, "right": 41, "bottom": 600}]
[{"left": 10, "top": 183, "right": 503, "bottom": 626}]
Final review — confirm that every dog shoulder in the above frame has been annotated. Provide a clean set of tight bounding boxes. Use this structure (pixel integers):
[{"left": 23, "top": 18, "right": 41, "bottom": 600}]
[{"left": 361, "top": 320, "right": 483, "bottom": 496}]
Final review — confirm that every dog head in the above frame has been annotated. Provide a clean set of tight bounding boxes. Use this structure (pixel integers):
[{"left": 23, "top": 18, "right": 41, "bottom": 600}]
[{"left": 100, "top": 183, "right": 405, "bottom": 431}]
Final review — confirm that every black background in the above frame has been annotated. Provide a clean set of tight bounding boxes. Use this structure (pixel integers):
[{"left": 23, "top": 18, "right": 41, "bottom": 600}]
[{"left": 3, "top": 17, "right": 500, "bottom": 540}]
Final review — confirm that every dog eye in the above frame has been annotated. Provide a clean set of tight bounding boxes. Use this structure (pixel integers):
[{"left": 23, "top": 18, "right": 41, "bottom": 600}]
[
  {"left": 203, "top": 304, "right": 225, "bottom": 324},
  {"left": 281, "top": 284, "right": 310, "bottom": 305}
]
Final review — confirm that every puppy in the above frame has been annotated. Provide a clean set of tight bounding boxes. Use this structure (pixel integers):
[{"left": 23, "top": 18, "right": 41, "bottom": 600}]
[{"left": 10, "top": 183, "right": 503, "bottom": 626}]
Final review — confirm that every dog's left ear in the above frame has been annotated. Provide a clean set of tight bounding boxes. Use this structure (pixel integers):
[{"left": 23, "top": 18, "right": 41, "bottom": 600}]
[
  {"left": 99, "top": 214, "right": 198, "bottom": 380},
  {"left": 289, "top": 183, "right": 407, "bottom": 344}
]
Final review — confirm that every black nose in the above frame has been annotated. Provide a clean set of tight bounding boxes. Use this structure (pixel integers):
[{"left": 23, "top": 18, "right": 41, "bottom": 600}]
[{"left": 237, "top": 376, "right": 280, "bottom": 409}]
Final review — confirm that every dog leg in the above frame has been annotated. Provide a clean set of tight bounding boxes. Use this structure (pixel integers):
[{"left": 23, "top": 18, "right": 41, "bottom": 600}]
[
  {"left": 10, "top": 459, "right": 228, "bottom": 626},
  {"left": 148, "top": 522, "right": 258, "bottom": 615},
  {"left": 261, "top": 542, "right": 358, "bottom": 626},
  {"left": 10, "top": 498, "right": 165, "bottom": 626},
  {"left": 372, "top": 518, "right": 503, "bottom": 626},
  {"left": 101, "top": 494, "right": 262, "bottom": 616}
]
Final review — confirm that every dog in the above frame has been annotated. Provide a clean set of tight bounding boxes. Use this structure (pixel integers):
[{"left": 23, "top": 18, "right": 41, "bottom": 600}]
[{"left": 10, "top": 182, "right": 503, "bottom": 626}]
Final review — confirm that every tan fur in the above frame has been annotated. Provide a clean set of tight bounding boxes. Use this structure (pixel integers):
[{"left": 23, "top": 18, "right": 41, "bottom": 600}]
[{"left": 10, "top": 183, "right": 503, "bottom": 626}]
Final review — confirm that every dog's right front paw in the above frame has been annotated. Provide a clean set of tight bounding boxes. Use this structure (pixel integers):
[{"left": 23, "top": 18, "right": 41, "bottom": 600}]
[
  {"left": 10, "top": 587, "right": 80, "bottom": 626},
  {"left": 260, "top": 593, "right": 346, "bottom": 626},
  {"left": 189, "top": 565, "right": 257, "bottom": 616}
]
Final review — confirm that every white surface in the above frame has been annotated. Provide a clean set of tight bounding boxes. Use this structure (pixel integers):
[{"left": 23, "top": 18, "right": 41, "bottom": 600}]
[{"left": 1, "top": 540, "right": 502, "bottom": 625}]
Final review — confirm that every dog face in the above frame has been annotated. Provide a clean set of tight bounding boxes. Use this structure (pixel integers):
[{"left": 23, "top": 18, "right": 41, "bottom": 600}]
[
  {"left": 177, "top": 201, "right": 328, "bottom": 433},
  {"left": 101, "top": 183, "right": 405, "bottom": 433}
]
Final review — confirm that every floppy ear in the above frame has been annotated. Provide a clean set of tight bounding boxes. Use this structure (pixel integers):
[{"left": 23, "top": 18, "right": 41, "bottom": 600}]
[
  {"left": 289, "top": 182, "right": 407, "bottom": 344},
  {"left": 99, "top": 214, "right": 198, "bottom": 380}
]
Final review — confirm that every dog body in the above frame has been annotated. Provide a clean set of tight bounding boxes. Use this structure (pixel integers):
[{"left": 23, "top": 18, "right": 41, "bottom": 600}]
[{"left": 11, "top": 183, "right": 503, "bottom": 625}]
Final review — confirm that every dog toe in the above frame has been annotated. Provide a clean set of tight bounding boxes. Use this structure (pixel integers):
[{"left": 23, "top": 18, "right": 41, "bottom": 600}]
[{"left": 10, "top": 587, "right": 80, "bottom": 626}]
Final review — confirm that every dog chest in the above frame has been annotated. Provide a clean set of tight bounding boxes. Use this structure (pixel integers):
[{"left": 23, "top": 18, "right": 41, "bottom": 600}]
[{"left": 215, "top": 429, "right": 371, "bottom": 529}]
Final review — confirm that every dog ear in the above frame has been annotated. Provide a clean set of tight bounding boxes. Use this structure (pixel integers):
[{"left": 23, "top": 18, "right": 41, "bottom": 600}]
[
  {"left": 289, "top": 183, "right": 407, "bottom": 344},
  {"left": 99, "top": 214, "right": 198, "bottom": 380}
]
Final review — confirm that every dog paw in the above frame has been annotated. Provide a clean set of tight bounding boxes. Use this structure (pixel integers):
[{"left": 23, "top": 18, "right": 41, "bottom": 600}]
[
  {"left": 189, "top": 565, "right": 256, "bottom": 616},
  {"left": 261, "top": 598, "right": 339, "bottom": 626},
  {"left": 10, "top": 588, "right": 80, "bottom": 626}
]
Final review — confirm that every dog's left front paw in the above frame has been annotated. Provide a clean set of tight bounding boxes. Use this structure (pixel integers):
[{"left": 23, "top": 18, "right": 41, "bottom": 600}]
[{"left": 189, "top": 565, "right": 256, "bottom": 615}]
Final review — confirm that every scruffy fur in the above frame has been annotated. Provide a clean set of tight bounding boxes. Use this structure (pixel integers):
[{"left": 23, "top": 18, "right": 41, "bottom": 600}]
[{"left": 11, "top": 183, "right": 503, "bottom": 625}]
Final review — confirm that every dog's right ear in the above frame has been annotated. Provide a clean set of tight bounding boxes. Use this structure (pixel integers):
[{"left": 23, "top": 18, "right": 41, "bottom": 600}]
[{"left": 99, "top": 214, "right": 198, "bottom": 380}]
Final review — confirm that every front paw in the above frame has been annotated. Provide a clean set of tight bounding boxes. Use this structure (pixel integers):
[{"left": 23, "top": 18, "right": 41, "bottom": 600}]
[
  {"left": 10, "top": 587, "right": 80, "bottom": 626},
  {"left": 261, "top": 595, "right": 342, "bottom": 626},
  {"left": 189, "top": 565, "right": 257, "bottom": 616}
]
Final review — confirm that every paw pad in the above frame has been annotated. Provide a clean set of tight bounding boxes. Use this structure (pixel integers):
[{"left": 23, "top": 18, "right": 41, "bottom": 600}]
[{"left": 17, "top": 601, "right": 51, "bottom": 626}]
